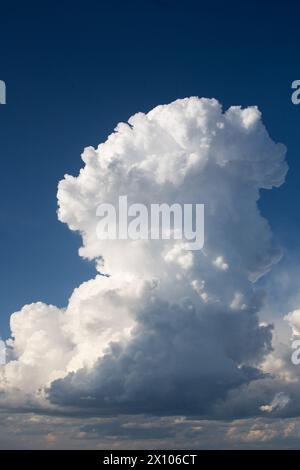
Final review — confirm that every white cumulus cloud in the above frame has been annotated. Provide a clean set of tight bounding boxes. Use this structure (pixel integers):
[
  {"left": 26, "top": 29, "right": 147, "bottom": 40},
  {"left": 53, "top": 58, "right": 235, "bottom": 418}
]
[{"left": 0, "top": 97, "right": 290, "bottom": 417}]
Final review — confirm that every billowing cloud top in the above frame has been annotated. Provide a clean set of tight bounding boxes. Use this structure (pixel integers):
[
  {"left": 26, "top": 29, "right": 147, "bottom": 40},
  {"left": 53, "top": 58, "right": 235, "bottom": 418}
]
[{"left": 0, "top": 97, "right": 291, "bottom": 418}]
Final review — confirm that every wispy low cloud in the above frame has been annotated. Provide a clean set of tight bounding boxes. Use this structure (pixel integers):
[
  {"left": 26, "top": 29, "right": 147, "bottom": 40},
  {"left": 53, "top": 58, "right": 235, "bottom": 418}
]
[
  {"left": 0, "top": 412, "right": 300, "bottom": 449},
  {"left": 1, "top": 97, "right": 299, "bottom": 447},
  {"left": 260, "top": 392, "right": 290, "bottom": 413}
]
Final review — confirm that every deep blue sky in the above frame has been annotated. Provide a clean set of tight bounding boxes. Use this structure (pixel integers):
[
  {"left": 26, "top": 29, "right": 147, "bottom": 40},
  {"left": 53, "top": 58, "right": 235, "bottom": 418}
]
[{"left": 0, "top": 0, "right": 300, "bottom": 337}]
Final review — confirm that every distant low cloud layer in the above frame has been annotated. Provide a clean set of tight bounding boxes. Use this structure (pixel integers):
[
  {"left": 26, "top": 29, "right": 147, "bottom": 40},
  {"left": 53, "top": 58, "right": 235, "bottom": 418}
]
[{"left": 2, "top": 97, "right": 298, "bottom": 426}]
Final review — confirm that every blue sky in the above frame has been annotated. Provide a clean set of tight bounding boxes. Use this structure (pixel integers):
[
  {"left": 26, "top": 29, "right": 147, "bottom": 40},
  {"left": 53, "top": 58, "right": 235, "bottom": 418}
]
[
  {"left": 1, "top": 0, "right": 300, "bottom": 337},
  {"left": 2, "top": 0, "right": 300, "bottom": 450}
]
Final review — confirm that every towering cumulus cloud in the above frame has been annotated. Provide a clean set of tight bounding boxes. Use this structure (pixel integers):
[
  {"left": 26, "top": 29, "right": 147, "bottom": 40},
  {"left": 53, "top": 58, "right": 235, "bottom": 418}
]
[{"left": 0, "top": 98, "right": 289, "bottom": 417}]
